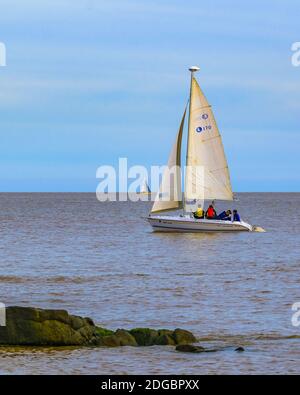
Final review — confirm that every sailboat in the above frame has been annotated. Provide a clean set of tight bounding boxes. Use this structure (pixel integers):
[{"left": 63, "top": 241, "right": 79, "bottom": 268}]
[
  {"left": 140, "top": 177, "right": 151, "bottom": 195},
  {"left": 147, "top": 66, "right": 253, "bottom": 232}
]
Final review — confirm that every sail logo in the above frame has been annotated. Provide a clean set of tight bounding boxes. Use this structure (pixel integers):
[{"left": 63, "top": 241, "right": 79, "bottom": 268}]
[
  {"left": 0, "top": 42, "right": 6, "bottom": 67},
  {"left": 196, "top": 114, "right": 211, "bottom": 133},
  {"left": 196, "top": 125, "right": 212, "bottom": 133}
]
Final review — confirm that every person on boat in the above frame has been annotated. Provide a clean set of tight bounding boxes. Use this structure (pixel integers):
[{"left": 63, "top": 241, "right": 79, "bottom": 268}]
[
  {"left": 206, "top": 205, "right": 217, "bottom": 219},
  {"left": 193, "top": 204, "right": 204, "bottom": 219},
  {"left": 217, "top": 210, "right": 232, "bottom": 221},
  {"left": 233, "top": 209, "right": 241, "bottom": 222}
]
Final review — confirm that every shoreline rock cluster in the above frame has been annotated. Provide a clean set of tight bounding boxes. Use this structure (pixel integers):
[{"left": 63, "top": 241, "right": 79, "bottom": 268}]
[{"left": 0, "top": 307, "right": 197, "bottom": 348}]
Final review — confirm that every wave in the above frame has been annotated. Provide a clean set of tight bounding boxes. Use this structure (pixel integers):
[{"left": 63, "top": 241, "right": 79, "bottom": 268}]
[{"left": 0, "top": 273, "right": 151, "bottom": 285}]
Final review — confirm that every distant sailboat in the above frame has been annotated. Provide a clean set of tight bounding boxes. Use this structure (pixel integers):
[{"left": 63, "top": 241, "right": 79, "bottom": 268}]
[
  {"left": 147, "top": 66, "right": 254, "bottom": 232},
  {"left": 140, "top": 178, "right": 151, "bottom": 194}
]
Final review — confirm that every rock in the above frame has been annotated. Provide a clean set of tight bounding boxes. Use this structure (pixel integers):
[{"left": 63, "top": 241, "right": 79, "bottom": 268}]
[
  {"left": 176, "top": 344, "right": 206, "bottom": 353},
  {"left": 158, "top": 329, "right": 174, "bottom": 337},
  {"left": 235, "top": 347, "right": 245, "bottom": 352},
  {"left": 128, "top": 328, "right": 197, "bottom": 347},
  {"left": 0, "top": 306, "right": 99, "bottom": 346},
  {"left": 115, "top": 330, "right": 138, "bottom": 347},
  {"left": 95, "top": 327, "right": 115, "bottom": 337},
  {"left": 84, "top": 317, "right": 95, "bottom": 327},
  {"left": 173, "top": 329, "right": 197, "bottom": 345},
  {"left": 155, "top": 334, "right": 176, "bottom": 346},
  {"left": 98, "top": 335, "right": 121, "bottom": 347},
  {"left": 0, "top": 306, "right": 198, "bottom": 349},
  {"left": 70, "top": 315, "right": 95, "bottom": 331},
  {"left": 176, "top": 344, "right": 221, "bottom": 353},
  {"left": 129, "top": 328, "right": 159, "bottom": 346}
]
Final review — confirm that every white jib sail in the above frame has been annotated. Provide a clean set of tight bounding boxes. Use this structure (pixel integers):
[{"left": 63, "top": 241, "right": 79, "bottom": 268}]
[
  {"left": 184, "top": 77, "right": 233, "bottom": 211},
  {"left": 151, "top": 108, "right": 186, "bottom": 214}
]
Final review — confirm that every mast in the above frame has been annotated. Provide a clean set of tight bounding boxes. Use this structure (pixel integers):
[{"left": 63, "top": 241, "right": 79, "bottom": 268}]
[
  {"left": 184, "top": 67, "right": 233, "bottom": 207},
  {"left": 184, "top": 66, "right": 200, "bottom": 213}
]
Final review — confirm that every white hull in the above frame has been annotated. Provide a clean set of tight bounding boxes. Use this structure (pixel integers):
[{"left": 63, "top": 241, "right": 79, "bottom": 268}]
[{"left": 147, "top": 215, "right": 253, "bottom": 232}]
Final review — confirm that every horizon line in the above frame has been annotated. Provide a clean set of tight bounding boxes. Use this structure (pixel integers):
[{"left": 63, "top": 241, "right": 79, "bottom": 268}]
[{"left": 0, "top": 191, "right": 298, "bottom": 194}]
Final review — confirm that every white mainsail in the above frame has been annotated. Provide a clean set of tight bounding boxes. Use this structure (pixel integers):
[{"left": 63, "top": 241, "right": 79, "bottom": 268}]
[
  {"left": 184, "top": 76, "right": 233, "bottom": 211},
  {"left": 151, "top": 108, "right": 186, "bottom": 214}
]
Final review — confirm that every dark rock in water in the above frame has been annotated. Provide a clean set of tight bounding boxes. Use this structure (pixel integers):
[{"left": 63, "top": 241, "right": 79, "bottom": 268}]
[
  {"left": 176, "top": 344, "right": 222, "bottom": 353},
  {"left": 95, "top": 327, "right": 115, "bottom": 337},
  {"left": 84, "top": 317, "right": 95, "bottom": 327},
  {"left": 158, "top": 329, "right": 174, "bottom": 337},
  {"left": 129, "top": 328, "right": 159, "bottom": 346},
  {"left": 129, "top": 328, "right": 196, "bottom": 346},
  {"left": 0, "top": 306, "right": 198, "bottom": 348},
  {"left": 0, "top": 306, "right": 99, "bottom": 346},
  {"left": 176, "top": 344, "right": 206, "bottom": 353},
  {"left": 91, "top": 328, "right": 137, "bottom": 347},
  {"left": 173, "top": 328, "right": 197, "bottom": 345},
  {"left": 235, "top": 347, "right": 245, "bottom": 352},
  {"left": 155, "top": 334, "right": 176, "bottom": 346},
  {"left": 115, "top": 330, "right": 138, "bottom": 347},
  {"left": 97, "top": 335, "right": 121, "bottom": 347}
]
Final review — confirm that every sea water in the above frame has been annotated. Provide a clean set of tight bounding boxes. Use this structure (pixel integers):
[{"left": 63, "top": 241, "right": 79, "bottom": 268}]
[{"left": 0, "top": 193, "right": 299, "bottom": 374}]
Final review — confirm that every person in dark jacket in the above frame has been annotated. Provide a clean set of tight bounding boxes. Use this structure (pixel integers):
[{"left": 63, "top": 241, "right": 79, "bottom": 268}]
[
  {"left": 217, "top": 210, "right": 232, "bottom": 221},
  {"left": 233, "top": 209, "right": 241, "bottom": 222}
]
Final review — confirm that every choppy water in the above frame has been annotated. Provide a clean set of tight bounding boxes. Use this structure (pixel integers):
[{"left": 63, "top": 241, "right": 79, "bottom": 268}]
[{"left": 0, "top": 193, "right": 299, "bottom": 375}]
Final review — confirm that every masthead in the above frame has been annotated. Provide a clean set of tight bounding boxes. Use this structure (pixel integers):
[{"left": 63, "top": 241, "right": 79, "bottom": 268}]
[{"left": 189, "top": 66, "right": 200, "bottom": 73}]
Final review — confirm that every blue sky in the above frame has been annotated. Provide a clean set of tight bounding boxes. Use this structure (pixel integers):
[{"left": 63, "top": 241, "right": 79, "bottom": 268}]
[{"left": 0, "top": 0, "right": 299, "bottom": 191}]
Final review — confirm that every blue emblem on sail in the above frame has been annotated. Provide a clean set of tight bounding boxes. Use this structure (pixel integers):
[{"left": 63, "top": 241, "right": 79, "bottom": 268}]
[{"left": 196, "top": 127, "right": 203, "bottom": 133}]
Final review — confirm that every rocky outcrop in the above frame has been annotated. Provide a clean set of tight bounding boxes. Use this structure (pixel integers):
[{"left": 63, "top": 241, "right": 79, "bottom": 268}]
[
  {"left": 0, "top": 306, "right": 100, "bottom": 346},
  {"left": 173, "top": 328, "right": 197, "bottom": 345},
  {"left": 0, "top": 307, "right": 197, "bottom": 348},
  {"left": 95, "top": 329, "right": 138, "bottom": 347},
  {"left": 128, "top": 328, "right": 196, "bottom": 347}
]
